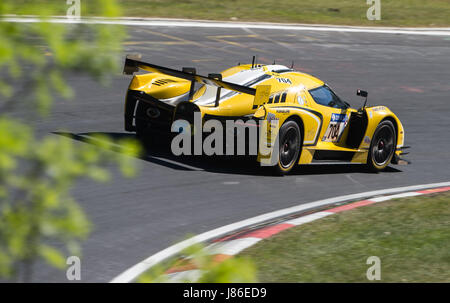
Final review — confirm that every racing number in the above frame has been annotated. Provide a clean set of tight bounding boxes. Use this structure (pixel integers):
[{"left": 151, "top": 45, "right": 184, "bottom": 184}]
[
  {"left": 323, "top": 113, "right": 348, "bottom": 142},
  {"left": 327, "top": 123, "right": 341, "bottom": 140}
]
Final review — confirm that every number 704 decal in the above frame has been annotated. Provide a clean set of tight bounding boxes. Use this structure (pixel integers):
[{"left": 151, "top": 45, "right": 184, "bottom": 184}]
[{"left": 322, "top": 113, "right": 348, "bottom": 142}]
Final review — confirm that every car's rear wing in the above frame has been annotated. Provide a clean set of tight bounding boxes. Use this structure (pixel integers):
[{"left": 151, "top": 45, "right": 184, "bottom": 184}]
[{"left": 123, "top": 54, "right": 270, "bottom": 107}]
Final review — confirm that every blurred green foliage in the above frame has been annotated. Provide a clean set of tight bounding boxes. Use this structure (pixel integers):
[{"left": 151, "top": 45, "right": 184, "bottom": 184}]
[
  {"left": 0, "top": 1, "right": 142, "bottom": 281},
  {"left": 138, "top": 242, "right": 257, "bottom": 283},
  {"left": 1, "top": 1, "right": 257, "bottom": 282},
  {"left": 0, "top": 0, "right": 125, "bottom": 114}
]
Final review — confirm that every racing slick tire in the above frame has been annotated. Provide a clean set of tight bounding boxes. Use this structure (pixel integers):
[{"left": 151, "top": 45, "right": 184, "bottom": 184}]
[
  {"left": 367, "top": 120, "right": 396, "bottom": 172},
  {"left": 273, "top": 120, "right": 302, "bottom": 176}
]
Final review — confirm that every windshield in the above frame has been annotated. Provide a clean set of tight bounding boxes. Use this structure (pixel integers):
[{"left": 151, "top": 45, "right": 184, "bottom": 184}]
[{"left": 309, "top": 85, "right": 349, "bottom": 109}]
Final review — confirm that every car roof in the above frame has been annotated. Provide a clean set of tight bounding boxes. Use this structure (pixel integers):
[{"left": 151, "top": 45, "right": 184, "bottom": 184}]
[{"left": 221, "top": 64, "right": 324, "bottom": 91}]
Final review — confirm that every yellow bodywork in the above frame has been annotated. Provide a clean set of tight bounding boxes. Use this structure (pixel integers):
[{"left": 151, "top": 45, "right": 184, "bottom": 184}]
[{"left": 127, "top": 63, "right": 406, "bottom": 166}]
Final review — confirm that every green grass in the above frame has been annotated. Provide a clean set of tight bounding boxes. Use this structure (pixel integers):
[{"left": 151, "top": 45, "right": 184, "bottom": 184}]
[
  {"left": 9, "top": 0, "right": 450, "bottom": 27},
  {"left": 240, "top": 192, "right": 450, "bottom": 282}
]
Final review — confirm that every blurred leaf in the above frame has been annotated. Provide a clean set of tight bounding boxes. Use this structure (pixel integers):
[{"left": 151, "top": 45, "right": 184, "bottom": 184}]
[
  {"left": 0, "top": 0, "right": 143, "bottom": 282},
  {"left": 39, "top": 245, "right": 66, "bottom": 269},
  {"left": 198, "top": 257, "right": 257, "bottom": 283},
  {"left": 139, "top": 242, "right": 257, "bottom": 283}
]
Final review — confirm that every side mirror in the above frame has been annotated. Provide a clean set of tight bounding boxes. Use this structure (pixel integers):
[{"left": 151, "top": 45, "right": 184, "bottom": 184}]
[
  {"left": 356, "top": 89, "right": 368, "bottom": 111},
  {"left": 356, "top": 89, "right": 368, "bottom": 98}
]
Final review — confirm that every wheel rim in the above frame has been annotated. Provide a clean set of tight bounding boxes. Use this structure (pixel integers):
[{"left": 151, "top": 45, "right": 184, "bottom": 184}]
[
  {"left": 371, "top": 125, "right": 395, "bottom": 166},
  {"left": 279, "top": 127, "right": 299, "bottom": 169}
]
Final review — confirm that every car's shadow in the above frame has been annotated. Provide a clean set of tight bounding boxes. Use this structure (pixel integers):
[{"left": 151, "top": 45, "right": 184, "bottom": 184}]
[{"left": 53, "top": 131, "right": 402, "bottom": 176}]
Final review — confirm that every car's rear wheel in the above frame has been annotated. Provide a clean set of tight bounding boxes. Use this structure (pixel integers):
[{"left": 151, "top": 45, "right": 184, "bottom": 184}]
[
  {"left": 367, "top": 120, "right": 396, "bottom": 172},
  {"left": 273, "top": 120, "right": 302, "bottom": 176}
]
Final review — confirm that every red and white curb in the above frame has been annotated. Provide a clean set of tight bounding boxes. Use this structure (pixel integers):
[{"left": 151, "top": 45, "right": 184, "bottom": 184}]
[
  {"left": 163, "top": 185, "right": 450, "bottom": 282},
  {"left": 110, "top": 182, "right": 450, "bottom": 283}
]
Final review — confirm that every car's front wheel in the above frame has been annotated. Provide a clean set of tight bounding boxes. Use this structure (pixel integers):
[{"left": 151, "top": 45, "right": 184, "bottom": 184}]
[{"left": 367, "top": 120, "right": 396, "bottom": 172}]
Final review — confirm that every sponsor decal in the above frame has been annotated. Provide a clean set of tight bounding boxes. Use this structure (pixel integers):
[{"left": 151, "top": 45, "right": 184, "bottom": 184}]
[
  {"left": 276, "top": 109, "right": 290, "bottom": 114},
  {"left": 266, "top": 112, "right": 279, "bottom": 130},
  {"left": 330, "top": 113, "right": 347, "bottom": 122},
  {"left": 276, "top": 78, "right": 292, "bottom": 84},
  {"left": 364, "top": 136, "right": 371, "bottom": 144},
  {"left": 266, "top": 112, "right": 278, "bottom": 123},
  {"left": 322, "top": 113, "right": 348, "bottom": 142},
  {"left": 372, "top": 106, "right": 386, "bottom": 112}
]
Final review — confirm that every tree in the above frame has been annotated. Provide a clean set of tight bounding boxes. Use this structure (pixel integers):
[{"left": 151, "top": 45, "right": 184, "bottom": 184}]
[{"left": 0, "top": 0, "right": 140, "bottom": 281}]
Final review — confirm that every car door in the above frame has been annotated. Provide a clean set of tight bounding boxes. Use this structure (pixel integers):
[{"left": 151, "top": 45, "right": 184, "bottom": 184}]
[{"left": 306, "top": 85, "right": 351, "bottom": 144}]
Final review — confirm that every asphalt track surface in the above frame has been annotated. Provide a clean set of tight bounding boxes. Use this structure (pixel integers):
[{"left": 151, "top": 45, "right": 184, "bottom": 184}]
[{"left": 9, "top": 24, "right": 450, "bottom": 282}]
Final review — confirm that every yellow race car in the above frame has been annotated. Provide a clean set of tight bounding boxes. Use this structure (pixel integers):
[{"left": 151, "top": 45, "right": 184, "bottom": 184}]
[{"left": 123, "top": 55, "right": 409, "bottom": 175}]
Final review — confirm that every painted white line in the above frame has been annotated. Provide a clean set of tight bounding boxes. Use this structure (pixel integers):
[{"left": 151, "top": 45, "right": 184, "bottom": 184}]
[
  {"left": 2, "top": 16, "right": 450, "bottom": 36},
  {"left": 285, "top": 211, "right": 333, "bottom": 226},
  {"left": 370, "top": 191, "right": 422, "bottom": 202},
  {"left": 145, "top": 155, "right": 204, "bottom": 171},
  {"left": 206, "top": 237, "right": 261, "bottom": 256},
  {"left": 110, "top": 181, "right": 450, "bottom": 282}
]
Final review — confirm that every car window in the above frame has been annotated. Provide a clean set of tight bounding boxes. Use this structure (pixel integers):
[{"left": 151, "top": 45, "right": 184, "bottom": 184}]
[
  {"left": 274, "top": 94, "right": 280, "bottom": 103},
  {"left": 309, "top": 85, "right": 348, "bottom": 109},
  {"left": 267, "top": 92, "right": 287, "bottom": 104}
]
